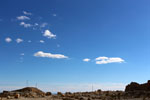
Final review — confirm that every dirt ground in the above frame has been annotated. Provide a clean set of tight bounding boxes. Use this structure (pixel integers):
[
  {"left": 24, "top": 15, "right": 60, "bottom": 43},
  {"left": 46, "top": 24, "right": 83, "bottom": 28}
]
[{"left": 0, "top": 97, "right": 149, "bottom": 100}]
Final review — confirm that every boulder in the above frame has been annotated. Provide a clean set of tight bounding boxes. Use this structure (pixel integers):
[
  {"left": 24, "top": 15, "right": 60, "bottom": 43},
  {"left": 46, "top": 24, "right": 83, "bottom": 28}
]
[{"left": 46, "top": 92, "right": 52, "bottom": 96}]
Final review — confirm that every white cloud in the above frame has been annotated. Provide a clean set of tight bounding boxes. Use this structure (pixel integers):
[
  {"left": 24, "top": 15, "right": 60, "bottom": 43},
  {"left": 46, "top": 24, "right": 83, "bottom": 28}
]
[
  {"left": 40, "top": 40, "right": 45, "bottom": 43},
  {"left": 17, "top": 16, "right": 30, "bottom": 20},
  {"left": 43, "top": 30, "right": 56, "bottom": 39},
  {"left": 23, "top": 11, "right": 32, "bottom": 15},
  {"left": 34, "top": 51, "right": 68, "bottom": 59},
  {"left": 95, "top": 56, "right": 124, "bottom": 64},
  {"left": 5, "top": 37, "right": 12, "bottom": 43},
  {"left": 83, "top": 58, "right": 90, "bottom": 62},
  {"left": 40, "top": 23, "right": 48, "bottom": 28},
  {"left": 96, "top": 60, "right": 108, "bottom": 64},
  {"left": 20, "top": 22, "right": 32, "bottom": 28},
  {"left": 16, "top": 38, "right": 23, "bottom": 43},
  {"left": 95, "top": 56, "right": 108, "bottom": 60}
]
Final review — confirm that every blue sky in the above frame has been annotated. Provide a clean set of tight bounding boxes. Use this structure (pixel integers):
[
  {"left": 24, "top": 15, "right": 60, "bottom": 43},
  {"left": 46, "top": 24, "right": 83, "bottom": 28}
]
[{"left": 0, "top": 0, "right": 150, "bottom": 92}]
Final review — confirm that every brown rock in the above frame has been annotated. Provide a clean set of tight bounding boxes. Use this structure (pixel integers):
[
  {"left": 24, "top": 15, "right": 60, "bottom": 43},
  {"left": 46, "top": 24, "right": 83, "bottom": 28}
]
[{"left": 14, "top": 94, "right": 20, "bottom": 99}]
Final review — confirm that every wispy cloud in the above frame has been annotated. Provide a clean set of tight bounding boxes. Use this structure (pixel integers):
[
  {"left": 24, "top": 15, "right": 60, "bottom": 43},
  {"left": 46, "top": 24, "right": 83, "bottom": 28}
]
[
  {"left": 23, "top": 11, "right": 32, "bottom": 15},
  {"left": 5, "top": 37, "right": 12, "bottom": 43},
  {"left": 20, "top": 22, "right": 32, "bottom": 28},
  {"left": 43, "top": 30, "right": 56, "bottom": 39},
  {"left": 34, "top": 51, "right": 68, "bottom": 59},
  {"left": 16, "top": 38, "right": 23, "bottom": 43},
  {"left": 95, "top": 56, "right": 124, "bottom": 64},
  {"left": 95, "top": 56, "right": 108, "bottom": 61},
  {"left": 17, "top": 16, "right": 30, "bottom": 20},
  {"left": 40, "top": 22, "right": 48, "bottom": 28},
  {"left": 83, "top": 58, "right": 90, "bottom": 62},
  {"left": 40, "top": 40, "right": 45, "bottom": 43}
]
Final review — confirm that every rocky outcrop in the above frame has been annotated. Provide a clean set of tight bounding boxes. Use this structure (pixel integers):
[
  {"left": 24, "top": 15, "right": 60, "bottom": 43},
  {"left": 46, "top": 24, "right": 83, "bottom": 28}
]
[
  {"left": 125, "top": 80, "right": 150, "bottom": 92},
  {"left": 125, "top": 80, "right": 150, "bottom": 98},
  {"left": 125, "top": 82, "right": 140, "bottom": 92}
]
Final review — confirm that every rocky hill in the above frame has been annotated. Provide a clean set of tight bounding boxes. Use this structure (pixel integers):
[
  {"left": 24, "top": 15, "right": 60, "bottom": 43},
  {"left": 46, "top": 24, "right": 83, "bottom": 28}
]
[{"left": 0, "top": 87, "right": 45, "bottom": 98}]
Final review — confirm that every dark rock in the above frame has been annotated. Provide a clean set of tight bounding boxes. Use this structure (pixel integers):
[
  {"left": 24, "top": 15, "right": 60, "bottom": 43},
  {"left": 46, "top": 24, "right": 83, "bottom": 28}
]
[
  {"left": 125, "top": 82, "right": 140, "bottom": 92},
  {"left": 125, "top": 81, "right": 150, "bottom": 92},
  {"left": 46, "top": 92, "right": 52, "bottom": 96},
  {"left": 125, "top": 80, "right": 150, "bottom": 98}
]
